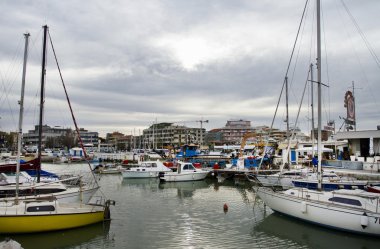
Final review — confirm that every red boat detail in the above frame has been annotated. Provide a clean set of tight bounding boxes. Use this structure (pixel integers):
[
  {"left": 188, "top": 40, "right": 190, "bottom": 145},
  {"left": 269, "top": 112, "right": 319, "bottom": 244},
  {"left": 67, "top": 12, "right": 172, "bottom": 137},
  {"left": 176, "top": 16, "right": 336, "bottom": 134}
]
[
  {"left": 0, "top": 157, "right": 40, "bottom": 173},
  {"left": 366, "top": 185, "right": 380, "bottom": 194}
]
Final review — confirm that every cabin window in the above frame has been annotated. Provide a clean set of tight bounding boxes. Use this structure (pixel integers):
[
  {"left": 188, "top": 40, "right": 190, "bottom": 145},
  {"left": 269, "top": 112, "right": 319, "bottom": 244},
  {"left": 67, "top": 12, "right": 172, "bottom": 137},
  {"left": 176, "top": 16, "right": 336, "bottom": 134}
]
[
  {"left": 283, "top": 172, "right": 300, "bottom": 176},
  {"left": 27, "top": 205, "right": 55, "bottom": 212},
  {"left": 183, "top": 165, "right": 189, "bottom": 170},
  {"left": 152, "top": 163, "right": 157, "bottom": 168},
  {"left": 328, "top": 197, "right": 362, "bottom": 206}
]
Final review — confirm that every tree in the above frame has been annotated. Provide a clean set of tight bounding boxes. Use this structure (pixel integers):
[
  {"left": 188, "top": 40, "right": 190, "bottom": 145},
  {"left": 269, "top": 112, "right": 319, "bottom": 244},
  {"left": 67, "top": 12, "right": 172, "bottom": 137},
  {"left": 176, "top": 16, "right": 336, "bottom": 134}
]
[
  {"left": 58, "top": 132, "right": 76, "bottom": 149},
  {"left": 0, "top": 132, "right": 16, "bottom": 150},
  {"left": 45, "top": 137, "right": 57, "bottom": 149}
]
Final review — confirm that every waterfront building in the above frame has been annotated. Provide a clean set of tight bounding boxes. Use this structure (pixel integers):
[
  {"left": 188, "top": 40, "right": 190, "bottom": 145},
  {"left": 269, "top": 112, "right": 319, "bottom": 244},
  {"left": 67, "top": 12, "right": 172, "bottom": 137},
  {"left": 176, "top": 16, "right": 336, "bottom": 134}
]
[
  {"left": 221, "top": 120, "right": 255, "bottom": 144},
  {"left": 204, "top": 129, "right": 224, "bottom": 146},
  {"left": 334, "top": 128, "right": 380, "bottom": 171},
  {"left": 22, "top": 125, "right": 99, "bottom": 150},
  {"left": 23, "top": 125, "right": 73, "bottom": 149},
  {"left": 205, "top": 120, "right": 255, "bottom": 145},
  {"left": 205, "top": 120, "right": 288, "bottom": 146},
  {"left": 78, "top": 128, "right": 99, "bottom": 147},
  {"left": 142, "top": 122, "right": 205, "bottom": 149}
]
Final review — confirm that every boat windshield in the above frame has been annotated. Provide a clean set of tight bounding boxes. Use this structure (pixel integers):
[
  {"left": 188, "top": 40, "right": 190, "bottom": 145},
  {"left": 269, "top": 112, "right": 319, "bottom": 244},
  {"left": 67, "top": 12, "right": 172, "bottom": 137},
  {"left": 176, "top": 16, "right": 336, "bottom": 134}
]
[
  {"left": 141, "top": 163, "right": 157, "bottom": 168},
  {"left": 183, "top": 164, "right": 195, "bottom": 170}
]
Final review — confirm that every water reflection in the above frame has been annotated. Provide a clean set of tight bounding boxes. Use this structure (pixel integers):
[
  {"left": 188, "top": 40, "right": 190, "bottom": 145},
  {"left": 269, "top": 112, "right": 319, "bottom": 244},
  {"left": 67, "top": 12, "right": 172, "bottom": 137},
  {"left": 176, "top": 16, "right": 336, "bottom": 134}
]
[
  {"left": 1, "top": 221, "right": 111, "bottom": 249},
  {"left": 255, "top": 212, "right": 380, "bottom": 249},
  {"left": 159, "top": 180, "right": 210, "bottom": 198},
  {"left": 122, "top": 177, "right": 160, "bottom": 186}
]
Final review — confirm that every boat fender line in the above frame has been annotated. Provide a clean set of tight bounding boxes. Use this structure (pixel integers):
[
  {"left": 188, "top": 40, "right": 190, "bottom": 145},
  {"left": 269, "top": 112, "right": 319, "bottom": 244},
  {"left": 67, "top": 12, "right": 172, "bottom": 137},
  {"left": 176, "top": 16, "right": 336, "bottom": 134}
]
[
  {"left": 361, "top": 213, "right": 368, "bottom": 229},
  {"left": 301, "top": 201, "right": 307, "bottom": 213},
  {"left": 104, "top": 199, "right": 116, "bottom": 220},
  {"left": 158, "top": 172, "right": 165, "bottom": 178}
]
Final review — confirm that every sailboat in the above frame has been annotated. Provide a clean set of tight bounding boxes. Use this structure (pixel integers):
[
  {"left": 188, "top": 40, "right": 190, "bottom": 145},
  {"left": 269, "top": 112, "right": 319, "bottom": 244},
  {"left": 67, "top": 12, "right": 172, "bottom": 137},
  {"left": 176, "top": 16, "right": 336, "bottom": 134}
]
[
  {"left": 0, "top": 26, "right": 113, "bottom": 234},
  {"left": 257, "top": 0, "right": 380, "bottom": 236},
  {"left": 0, "top": 26, "right": 101, "bottom": 204}
]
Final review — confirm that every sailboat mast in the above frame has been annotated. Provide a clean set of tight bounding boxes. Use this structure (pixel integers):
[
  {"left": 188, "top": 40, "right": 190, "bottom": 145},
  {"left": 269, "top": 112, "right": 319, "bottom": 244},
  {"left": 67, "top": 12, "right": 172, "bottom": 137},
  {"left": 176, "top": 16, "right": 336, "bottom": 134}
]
[
  {"left": 37, "top": 25, "right": 48, "bottom": 183},
  {"left": 15, "top": 33, "right": 30, "bottom": 201},
  {"left": 285, "top": 76, "right": 291, "bottom": 165},
  {"left": 317, "top": 0, "right": 322, "bottom": 191},
  {"left": 310, "top": 63, "right": 315, "bottom": 158}
]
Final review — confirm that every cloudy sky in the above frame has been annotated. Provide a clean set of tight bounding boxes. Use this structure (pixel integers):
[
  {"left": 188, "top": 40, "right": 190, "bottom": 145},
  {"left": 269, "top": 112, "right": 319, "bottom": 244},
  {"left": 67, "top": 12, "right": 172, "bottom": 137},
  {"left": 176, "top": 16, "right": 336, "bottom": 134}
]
[{"left": 0, "top": 0, "right": 379, "bottom": 137}]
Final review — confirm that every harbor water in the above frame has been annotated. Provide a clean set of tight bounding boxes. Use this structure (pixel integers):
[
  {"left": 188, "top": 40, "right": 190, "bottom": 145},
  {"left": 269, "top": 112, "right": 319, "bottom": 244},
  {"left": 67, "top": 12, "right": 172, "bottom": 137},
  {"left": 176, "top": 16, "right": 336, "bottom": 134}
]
[{"left": 1, "top": 163, "right": 380, "bottom": 249}]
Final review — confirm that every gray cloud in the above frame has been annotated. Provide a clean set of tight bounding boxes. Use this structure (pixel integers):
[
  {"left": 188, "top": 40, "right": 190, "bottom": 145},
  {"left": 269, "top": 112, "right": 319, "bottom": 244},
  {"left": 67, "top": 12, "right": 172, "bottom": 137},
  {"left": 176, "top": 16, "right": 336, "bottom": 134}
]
[{"left": 1, "top": 0, "right": 380, "bottom": 137}]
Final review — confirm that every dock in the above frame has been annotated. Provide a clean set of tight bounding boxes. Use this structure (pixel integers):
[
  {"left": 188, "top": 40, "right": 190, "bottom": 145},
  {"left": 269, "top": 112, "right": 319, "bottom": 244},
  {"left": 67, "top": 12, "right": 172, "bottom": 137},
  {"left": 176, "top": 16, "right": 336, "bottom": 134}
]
[{"left": 211, "top": 168, "right": 280, "bottom": 181}]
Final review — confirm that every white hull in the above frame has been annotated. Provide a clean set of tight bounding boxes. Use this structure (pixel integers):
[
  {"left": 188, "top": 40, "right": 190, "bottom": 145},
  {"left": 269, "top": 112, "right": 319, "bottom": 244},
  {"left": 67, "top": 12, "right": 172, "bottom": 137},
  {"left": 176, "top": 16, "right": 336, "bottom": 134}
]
[
  {"left": 121, "top": 160, "right": 172, "bottom": 179},
  {"left": 160, "top": 171, "right": 209, "bottom": 182},
  {"left": 122, "top": 171, "right": 160, "bottom": 179},
  {"left": 2, "top": 186, "right": 99, "bottom": 204},
  {"left": 53, "top": 186, "right": 99, "bottom": 203},
  {"left": 257, "top": 187, "right": 380, "bottom": 236}
]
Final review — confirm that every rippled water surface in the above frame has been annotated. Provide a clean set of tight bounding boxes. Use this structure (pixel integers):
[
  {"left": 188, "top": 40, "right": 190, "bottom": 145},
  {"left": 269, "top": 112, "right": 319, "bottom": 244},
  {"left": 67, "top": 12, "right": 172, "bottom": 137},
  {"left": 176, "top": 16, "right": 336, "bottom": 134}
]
[{"left": 2, "top": 163, "right": 380, "bottom": 249}]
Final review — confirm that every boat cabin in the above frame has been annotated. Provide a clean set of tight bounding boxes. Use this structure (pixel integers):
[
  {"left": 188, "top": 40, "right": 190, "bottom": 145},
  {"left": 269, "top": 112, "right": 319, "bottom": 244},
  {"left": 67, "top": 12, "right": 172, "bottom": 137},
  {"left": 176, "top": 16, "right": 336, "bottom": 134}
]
[{"left": 177, "top": 163, "right": 197, "bottom": 173}]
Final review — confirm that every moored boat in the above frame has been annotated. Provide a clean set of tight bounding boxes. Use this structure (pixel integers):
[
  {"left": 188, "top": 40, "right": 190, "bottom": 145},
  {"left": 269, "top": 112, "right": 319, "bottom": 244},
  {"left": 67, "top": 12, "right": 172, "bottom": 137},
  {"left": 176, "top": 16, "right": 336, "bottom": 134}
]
[
  {"left": 292, "top": 172, "right": 380, "bottom": 191},
  {"left": 0, "top": 197, "right": 112, "bottom": 234},
  {"left": 257, "top": 187, "right": 380, "bottom": 236},
  {"left": 366, "top": 185, "right": 380, "bottom": 194},
  {"left": 121, "top": 160, "right": 172, "bottom": 178},
  {"left": 159, "top": 162, "right": 209, "bottom": 182},
  {"left": 256, "top": 0, "right": 380, "bottom": 237},
  {"left": 0, "top": 157, "right": 40, "bottom": 173},
  {"left": 0, "top": 27, "right": 114, "bottom": 234}
]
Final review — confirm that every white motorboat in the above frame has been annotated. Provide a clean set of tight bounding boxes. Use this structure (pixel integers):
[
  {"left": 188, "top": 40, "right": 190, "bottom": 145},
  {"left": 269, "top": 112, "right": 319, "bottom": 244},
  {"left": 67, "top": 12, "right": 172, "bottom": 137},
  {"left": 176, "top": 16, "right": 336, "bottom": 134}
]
[
  {"left": 121, "top": 160, "right": 172, "bottom": 179},
  {"left": 257, "top": 187, "right": 380, "bottom": 236},
  {"left": 159, "top": 162, "right": 209, "bottom": 182}
]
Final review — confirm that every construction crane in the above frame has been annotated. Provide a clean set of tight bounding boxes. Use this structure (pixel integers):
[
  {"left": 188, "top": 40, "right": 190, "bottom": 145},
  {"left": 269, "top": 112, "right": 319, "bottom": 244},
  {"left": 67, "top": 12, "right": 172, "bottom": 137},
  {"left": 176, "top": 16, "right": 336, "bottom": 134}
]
[
  {"left": 171, "top": 119, "right": 209, "bottom": 146},
  {"left": 196, "top": 119, "right": 208, "bottom": 147}
]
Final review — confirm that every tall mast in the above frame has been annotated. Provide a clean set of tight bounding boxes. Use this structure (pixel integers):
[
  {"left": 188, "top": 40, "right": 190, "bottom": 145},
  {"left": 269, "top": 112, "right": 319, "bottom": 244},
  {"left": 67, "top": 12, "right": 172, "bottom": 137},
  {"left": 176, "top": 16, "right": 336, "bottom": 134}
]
[
  {"left": 352, "top": 81, "right": 357, "bottom": 131},
  {"left": 285, "top": 76, "right": 291, "bottom": 165},
  {"left": 316, "top": 0, "right": 322, "bottom": 191},
  {"left": 310, "top": 63, "right": 315, "bottom": 158},
  {"left": 37, "top": 25, "right": 48, "bottom": 183},
  {"left": 15, "top": 33, "right": 30, "bottom": 202}
]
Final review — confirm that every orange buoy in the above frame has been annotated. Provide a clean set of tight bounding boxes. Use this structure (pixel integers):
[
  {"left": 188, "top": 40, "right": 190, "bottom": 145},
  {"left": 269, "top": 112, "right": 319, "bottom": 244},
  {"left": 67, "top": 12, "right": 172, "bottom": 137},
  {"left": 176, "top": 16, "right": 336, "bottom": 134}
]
[{"left": 223, "top": 203, "right": 228, "bottom": 213}]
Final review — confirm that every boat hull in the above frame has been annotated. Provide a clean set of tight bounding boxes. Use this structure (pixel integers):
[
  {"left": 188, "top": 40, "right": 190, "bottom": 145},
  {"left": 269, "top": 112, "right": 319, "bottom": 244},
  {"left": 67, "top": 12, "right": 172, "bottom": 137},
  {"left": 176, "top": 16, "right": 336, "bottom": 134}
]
[
  {"left": 0, "top": 201, "right": 106, "bottom": 234},
  {"left": 122, "top": 171, "right": 160, "bottom": 179},
  {"left": 160, "top": 172, "right": 209, "bottom": 182},
  {"left": 292, "top": 180, "right": 380, "bottom": 191},
  {"left": 0, "top": 158, "right": 40, "bottom": 173},
  {"left": 257, "top": 188, "right": 380, "bottom": 236},
  {"left": 0, "top": 211, "right": 105, "bottom": 234},
  {"left": 1, "top": 185, "right": 99, "bottom": 204}
]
